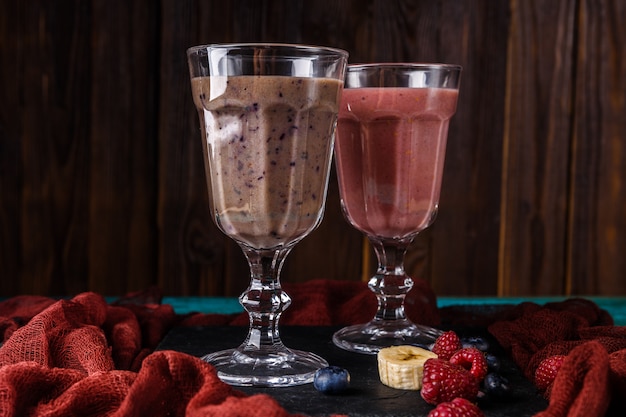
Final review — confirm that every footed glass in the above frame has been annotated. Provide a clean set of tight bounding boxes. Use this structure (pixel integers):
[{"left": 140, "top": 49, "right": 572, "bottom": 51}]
[
  {"left": 332, "top": 63, "right": 462, "bottom": 354},
  {"left": 187, "top": 43, "right": 347, "bottom": 385}
]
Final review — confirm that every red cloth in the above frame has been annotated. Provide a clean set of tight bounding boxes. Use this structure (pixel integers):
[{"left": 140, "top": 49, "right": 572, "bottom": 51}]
[
  {"left": 0, "top": 279, "right": 439, "bottom": 417},
  {"left": 2, "top": 281, "right": 624, "bottom": 416},
  {"left": 486, "top": 299, "right": 626, "bottom": 417},
  {"left": 0, "top": 292, "right": 308, "bottom": 417}
]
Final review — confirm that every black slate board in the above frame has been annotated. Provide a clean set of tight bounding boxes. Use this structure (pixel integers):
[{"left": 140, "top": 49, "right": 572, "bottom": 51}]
[{"left": 157, "top": 326, "right": 548, "bottom": 416}]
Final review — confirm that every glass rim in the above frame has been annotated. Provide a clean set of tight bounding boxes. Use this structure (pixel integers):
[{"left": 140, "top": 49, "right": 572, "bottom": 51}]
[
  {"left": 347, "top": 62, "right": 462, "bottom": 71},
  {"left": 186, "top": 42, "right": 349, "bottom": 58}
]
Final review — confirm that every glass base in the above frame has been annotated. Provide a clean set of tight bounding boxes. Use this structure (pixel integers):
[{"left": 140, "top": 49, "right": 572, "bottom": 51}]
[
  {"left": 332, "top": 319, "right": 443, "bottom": 354},
  {"left": 201, "top": 347, "right": 328, "bottom": 387}
]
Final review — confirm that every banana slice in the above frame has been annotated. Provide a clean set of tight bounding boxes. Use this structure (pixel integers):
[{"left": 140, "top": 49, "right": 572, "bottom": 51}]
[{"left": 377, "top": 345, "right": 438, "bottom": 390}]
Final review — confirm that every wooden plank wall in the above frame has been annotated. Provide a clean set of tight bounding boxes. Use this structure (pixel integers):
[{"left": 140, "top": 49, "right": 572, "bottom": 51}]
[{"left": 1, "top": 0, "right": 624, "bottom": 298}]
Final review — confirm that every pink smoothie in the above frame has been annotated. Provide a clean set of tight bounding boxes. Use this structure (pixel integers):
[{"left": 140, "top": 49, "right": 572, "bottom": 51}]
[
  {"left": 335, "top": 87, "right": 459, "bottom": 239},
  {"left": 192, "top": 75, "right": 342, "bottom": 249}
]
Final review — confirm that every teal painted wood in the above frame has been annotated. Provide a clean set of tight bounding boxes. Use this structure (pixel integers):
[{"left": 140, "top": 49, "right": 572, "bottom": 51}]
[{"left": 160, "top": 296, "right": 626, "bottom": 325}]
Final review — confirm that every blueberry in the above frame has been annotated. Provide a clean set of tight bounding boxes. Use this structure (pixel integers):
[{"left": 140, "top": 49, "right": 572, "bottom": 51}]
[
  {"left": 482, "top": 372, "right": 511, "bottom": 399},
  {"left": 485, "top": 352, "right": 501, "bottom": 372},
  {"left": 313, "top": 366, "right": 350, "bottom": 394},
  {"left": 461, "top": 336, "right": 490, "bottom": 352}
]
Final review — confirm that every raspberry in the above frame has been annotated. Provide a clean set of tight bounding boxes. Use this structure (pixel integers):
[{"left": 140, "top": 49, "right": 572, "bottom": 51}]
[
  {"left": 449, "top": 347, "right": 489, "bottom": 381},
  {"left": 535, "top": 355, "right": 565, "bottom": 392},
  {"left": 421, "top": 358, "right": 480, "bottom": 405},
  {"left": 432, "top": 331, "right": 463, "bottom": 360},
  {"left": 427, "top": 397, "right": 484, "bottom": 417}
]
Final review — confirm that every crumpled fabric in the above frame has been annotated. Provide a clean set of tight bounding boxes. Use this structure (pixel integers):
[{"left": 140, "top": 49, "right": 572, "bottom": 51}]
[
  {"left": 4, "top": 281, "right": 624, "bottom": 417},
  {"left": 0, "top": 278, "right": 438, "bottom": 417},
  {"left": 486, "top": 299, "right": 626, "bottom": 417},
  {"left": 0, "top": 292, "right": 303, "bottom": 417}
]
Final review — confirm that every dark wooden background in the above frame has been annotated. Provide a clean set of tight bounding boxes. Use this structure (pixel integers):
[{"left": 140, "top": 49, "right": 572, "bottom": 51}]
[{"left": 1, "top": 0, "right": 625, "bottom": 298}]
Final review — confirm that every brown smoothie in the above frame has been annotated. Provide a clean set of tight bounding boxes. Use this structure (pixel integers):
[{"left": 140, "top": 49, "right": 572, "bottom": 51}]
[{"left": 191, "top": 75, "right": 343, "bottom": 249}]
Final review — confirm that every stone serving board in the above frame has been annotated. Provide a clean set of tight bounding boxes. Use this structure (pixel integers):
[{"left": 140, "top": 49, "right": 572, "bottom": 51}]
[{"left": 157, "top": 325, "right": 548, "bottom": 416}]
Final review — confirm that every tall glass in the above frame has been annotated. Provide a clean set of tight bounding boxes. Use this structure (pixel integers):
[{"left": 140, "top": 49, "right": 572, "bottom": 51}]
[
  {"left": 187, "top": 43, "right": 347, "bottom": 385},
  {"left": 332, "top": 63, "right": 461, "bottom": 354}
]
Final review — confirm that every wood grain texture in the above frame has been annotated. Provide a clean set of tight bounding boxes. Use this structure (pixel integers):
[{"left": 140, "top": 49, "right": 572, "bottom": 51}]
[
  {"left": 88, "top": 0, "right": 160, "bottom": 295},
  {"left": 158, "top": 0, "right": 227, "bottom": 296},
  {"left": 1, "top": 0, "right": 625, "bottom": 297},
  {"left": 0, "top": 0, "right": 22, "bottom": 295},
  {"left": 499, "top": 0, "right": 577, "bottom": 295},
  {"left": 568, "top": 0, "right": 626, "bottom": 295},
  {"left": 427, "top": 0, "right": 510, "bottom": 296},
  {"left": 3, "top": 1, "right": 94, "bottom": 295}
]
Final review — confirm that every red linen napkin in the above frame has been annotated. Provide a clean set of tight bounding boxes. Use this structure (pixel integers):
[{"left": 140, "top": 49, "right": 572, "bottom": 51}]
[{"left": 485, "top": 299, "right": 626, "bottom": 417}]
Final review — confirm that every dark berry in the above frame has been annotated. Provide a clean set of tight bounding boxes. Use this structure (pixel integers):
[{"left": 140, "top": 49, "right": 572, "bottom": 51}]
[
  {"left": 482, "top": 372, "right": 511, "bottom": 400},
  {"left": 313, "top": 366, "right": 350, "bottom": 394},
  {"left": 484, "top": 352, "right": 501, "bottom": 372},
  {"left": 461, "top": 336, "right": 490, "bottom": 352}
]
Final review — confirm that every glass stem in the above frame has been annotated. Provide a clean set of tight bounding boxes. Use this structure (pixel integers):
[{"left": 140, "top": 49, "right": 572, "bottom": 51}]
[
  {"left": 368, "top": 237, "right": 414, "bottom": 322},
  {"left": 239, "top": 246, "right": 292, "bottom": 351}
]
